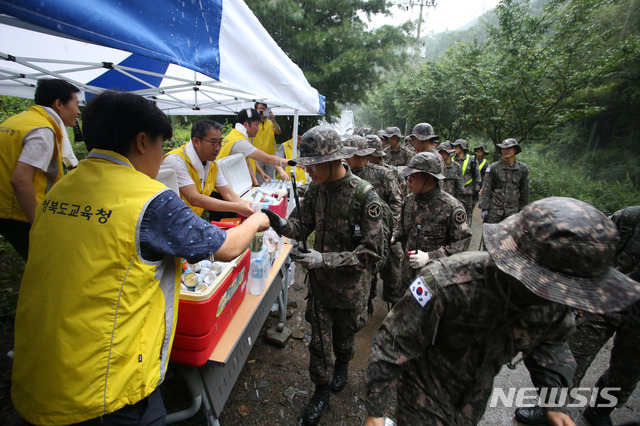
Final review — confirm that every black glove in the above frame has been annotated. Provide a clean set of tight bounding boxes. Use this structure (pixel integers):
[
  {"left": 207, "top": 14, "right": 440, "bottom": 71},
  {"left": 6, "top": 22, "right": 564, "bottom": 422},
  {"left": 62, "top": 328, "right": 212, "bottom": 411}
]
[{"left": 261, "top": 208, "right": 287, "bottom": 233}]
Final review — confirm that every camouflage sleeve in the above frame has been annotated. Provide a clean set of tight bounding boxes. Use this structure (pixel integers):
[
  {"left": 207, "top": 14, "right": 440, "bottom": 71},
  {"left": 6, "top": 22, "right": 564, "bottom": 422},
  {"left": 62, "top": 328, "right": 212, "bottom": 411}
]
[
  {"left": 386, "top": 171, "right": 403, "bottom": 238},
  {"left": 474, "top": 160, "right": 483, "bottom": 192},
  {"left": 322, "top": 191, "right": 385, "bottom": 269},
  {"left": 518, "top": 164, "right": 530, "bottom": 211},
  {"left": 365, "top": 274, "right": 442, "bottom": 417},
  {"left": 279, "top": 190, "right": 316, "bottom": 243},
  {"left": 428, "top": 204, "right": 472, "bottom": 259},
  {"left": 393, "top": 197, "right": 407, "bottom": 243},
  {"left": 455, "top": 168, "right": 465, "bottom": 196},
  {"left": 523, "top": 308, "right": 576, "bottom": 415},
  {"left": 479, "top": 165, "right": 493, "bottom": 210}
]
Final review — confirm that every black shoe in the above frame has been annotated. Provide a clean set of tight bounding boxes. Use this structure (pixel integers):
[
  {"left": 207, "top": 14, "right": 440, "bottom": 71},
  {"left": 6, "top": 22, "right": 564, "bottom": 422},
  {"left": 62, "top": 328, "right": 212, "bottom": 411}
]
[
  {"left": 583, "top": 406, "right": 613, "bottom": 426},
  {"left": 302, "top": 384, "right": 330, "bottom": 425},
  {"left": 514, "top": 406, "right": 546, "bottom": 425},
  {"left": 330, "top": 361, "right": 349, "bottom": 392}
]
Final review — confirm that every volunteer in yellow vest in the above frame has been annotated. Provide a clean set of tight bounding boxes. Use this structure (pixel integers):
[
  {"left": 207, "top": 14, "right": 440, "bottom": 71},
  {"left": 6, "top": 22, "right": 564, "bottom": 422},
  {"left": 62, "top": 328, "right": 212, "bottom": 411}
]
[
  {"left": 452, "top": 138, "right": 482, "bottom": 224},
  {"left": 473, "top": 143, "right": 490, "bottom": 179},
  {"left": 0, "top": 78, "right": 80, "bottom": 260},
  {"left": 163, "top": 119, "right": 255, "bottom": 218},
  {"left": 11, "top": 91, "right": 269, "bottom": 426},
  {"left": 276, "top": 122, "right": 308, "bottom": 183},
  {"left": 253, "top": 101, "right": 282, "bottom": 183},
  {"left": 216, "top": 108, "right": 288, "bottom": 187}
]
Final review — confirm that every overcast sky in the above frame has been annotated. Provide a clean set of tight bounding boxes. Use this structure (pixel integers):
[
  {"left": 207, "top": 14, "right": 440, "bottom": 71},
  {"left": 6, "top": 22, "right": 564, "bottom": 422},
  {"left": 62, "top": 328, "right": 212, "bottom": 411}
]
[{"left": 365, "top": 0, "right": 501, "bottom": 34}]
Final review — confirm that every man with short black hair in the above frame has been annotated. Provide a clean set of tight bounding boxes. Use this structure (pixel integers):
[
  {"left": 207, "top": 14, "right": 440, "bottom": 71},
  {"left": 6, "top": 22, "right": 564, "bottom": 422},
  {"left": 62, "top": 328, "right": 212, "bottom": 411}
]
[
  {"left": 0, "top": 78, "right": 80, "bottom": 259},
  {"left": 11, "top": 91, "right": 269, "bottom": 425},
  {"left": 162, "top": 119, "right": 255, "bottom": 218}
]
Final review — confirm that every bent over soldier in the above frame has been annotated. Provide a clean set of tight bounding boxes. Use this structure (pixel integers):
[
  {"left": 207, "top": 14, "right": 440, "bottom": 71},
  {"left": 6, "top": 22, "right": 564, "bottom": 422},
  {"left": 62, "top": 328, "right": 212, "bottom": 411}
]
[
  {"left": 262, "top": 127, "right": 385, "bottom": 426},
  {"left": 397, "top": 152, "right": 471, "bottom": 288},
  {"left": 365, "top": 197, "right": 640, "bottom": 426}
]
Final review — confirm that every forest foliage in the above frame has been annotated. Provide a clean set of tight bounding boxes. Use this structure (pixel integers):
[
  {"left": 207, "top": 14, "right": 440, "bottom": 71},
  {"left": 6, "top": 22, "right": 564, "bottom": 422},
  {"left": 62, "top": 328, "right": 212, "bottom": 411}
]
[{"left": 358, "top": 0, "right": 640, "bottom": 212}]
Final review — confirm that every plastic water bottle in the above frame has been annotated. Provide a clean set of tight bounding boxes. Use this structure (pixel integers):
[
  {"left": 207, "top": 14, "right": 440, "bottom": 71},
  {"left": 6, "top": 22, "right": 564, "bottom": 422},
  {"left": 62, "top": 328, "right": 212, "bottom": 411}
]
[{"left": 248, "top": 250, "right": 266, "bottom": 295}]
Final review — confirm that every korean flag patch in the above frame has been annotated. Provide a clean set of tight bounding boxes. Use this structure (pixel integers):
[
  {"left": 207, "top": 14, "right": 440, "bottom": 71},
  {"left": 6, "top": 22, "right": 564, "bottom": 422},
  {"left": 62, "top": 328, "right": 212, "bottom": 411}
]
[{"left": 410, "top": 276, "right": 433, "bottom": 308}]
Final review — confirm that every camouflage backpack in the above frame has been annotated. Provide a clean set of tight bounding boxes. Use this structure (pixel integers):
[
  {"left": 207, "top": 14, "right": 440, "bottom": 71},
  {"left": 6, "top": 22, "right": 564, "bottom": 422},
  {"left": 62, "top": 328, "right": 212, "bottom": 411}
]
[{"left": 306, "top": 179, "right": 393, "bottom": 274}]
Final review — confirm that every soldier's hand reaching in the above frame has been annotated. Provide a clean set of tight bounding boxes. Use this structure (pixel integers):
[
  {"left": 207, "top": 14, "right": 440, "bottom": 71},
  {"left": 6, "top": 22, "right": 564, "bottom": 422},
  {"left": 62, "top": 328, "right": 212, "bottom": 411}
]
[
  {"left": 291, "top": 247, "right": 324, "bottom": 269},
  {"left": 409, "top": 250, "right": 430, "bottom": 269},
  {"left": 261, "top": 208, "right": 287, "bottom": 233}
]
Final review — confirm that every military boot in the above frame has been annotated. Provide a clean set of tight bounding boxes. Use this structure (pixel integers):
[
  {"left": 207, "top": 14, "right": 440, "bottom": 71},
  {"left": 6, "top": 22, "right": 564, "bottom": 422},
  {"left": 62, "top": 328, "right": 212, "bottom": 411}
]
[
  {"left": 330, "top": 360, "right": 349, "bottom": 392},
  {"left": 301, "top": 384, "right": 330, "bottom": 425},
  {"left": 514, "top": 406, "right": 546, "bottom": 425}
]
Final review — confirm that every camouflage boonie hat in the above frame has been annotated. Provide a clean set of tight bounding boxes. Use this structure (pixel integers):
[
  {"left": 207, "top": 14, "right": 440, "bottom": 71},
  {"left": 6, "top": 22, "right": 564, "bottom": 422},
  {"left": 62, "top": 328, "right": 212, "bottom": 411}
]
[
  {"left": 408, "top": 123, "right": 439, "bottom": 141},
  {"left": 384, "top": 126, "right": 403, "bottom": 139},
  {"left": 437, "top": 140, "right": 455, "bottom": 155},
  {"left": 483, "top": 197, "right": 640, "bottom": 314},
  {"left": 474, "top": 143, "right": 490, "bottom": 154},
  {"left": 365, "top": 134, "right": 386, "bottom": 157},
  {"left": 452, "top": 139, "right": 469, "bottom": 151},
  {"left": 376, "top": 129, "right": 389, "bottom": 139},
  {"left": 497, "top": 137, "right": 522, "bottom": 154},
  {"left": 399, "top": 152, "right": 445, "bottom": 180},
  {"left": 343, "top": 134, "right": 376, "bottom": 157},
  {"left": 290, "top": 126, "right": 357, "bottom": 166}
]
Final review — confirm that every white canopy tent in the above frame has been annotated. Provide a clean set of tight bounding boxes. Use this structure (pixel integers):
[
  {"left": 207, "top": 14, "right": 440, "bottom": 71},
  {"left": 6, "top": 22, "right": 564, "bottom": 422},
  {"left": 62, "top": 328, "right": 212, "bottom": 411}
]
[{"left": 0, "top": 0, "right": 324, "bottom": 118}]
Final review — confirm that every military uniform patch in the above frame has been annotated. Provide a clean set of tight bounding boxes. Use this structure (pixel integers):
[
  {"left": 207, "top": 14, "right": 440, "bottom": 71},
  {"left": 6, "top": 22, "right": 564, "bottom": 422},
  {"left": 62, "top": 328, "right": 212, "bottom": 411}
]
[
  {"left": 410, "top": 276, "right": 433, "bottom": 307},
  {"left": 454, "top": 208, "right": 467, "bottom": 224},
  {"left": 367, "top": 203, "right": 382, "bottom": 219}
]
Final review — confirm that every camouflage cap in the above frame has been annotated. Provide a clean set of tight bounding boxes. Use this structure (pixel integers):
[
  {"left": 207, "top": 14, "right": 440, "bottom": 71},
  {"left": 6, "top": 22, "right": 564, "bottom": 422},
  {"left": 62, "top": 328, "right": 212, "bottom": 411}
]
[
  {"left": 452, "top": 139, "right": 469, "bottom": 150},
  {"left": 408, "top": 122, "right": 439, "bottom": 141},
  {"left": 497, "top": 137, "right": 522, "bottom": 154},
  {"left": 376, "top": 129, "right": 389, "bottom": 139},
  {"left": 353, "top": 126, "right": 374, "bottom": 137},
  {"left": 365, "top": 134, "right": 386, "bottom": 157},
  {"left": 437, "top": 140, "right": 455, "bottom": 155},
  {"left": 384, "top": 126, "right": 403, "bottom": 139},
  {"left": 399, "top": 152, "right": 445, "bottom": 180},
  {"left": 343, "top": 134, "right": 376, "bottom": 157},
  {"left": 474, "top": 143, "right": 490, "bottom": 154},
  {"left": 290, "top": 126, "right": 357, "bottom": 166},
  {"left": 483, "top": 197, "right": 640, "bottom": 314}
]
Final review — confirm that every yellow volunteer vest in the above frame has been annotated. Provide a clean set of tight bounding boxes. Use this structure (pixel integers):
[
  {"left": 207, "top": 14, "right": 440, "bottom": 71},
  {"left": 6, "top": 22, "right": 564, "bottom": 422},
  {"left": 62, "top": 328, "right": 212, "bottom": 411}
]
[
  {"left": 165, "top": 143, "right": 218, "bottom": 216},
  {"left": 12, "top": 149, "right": 181, "bottom": 425},
  {"left": 253, "top": 119, "right": 276, "bottom": 155},
  {"left": 218, "top": 128, "right": 256, "bottom": 174},
  {"left": 0, "top": 105, "right": 65, "bottom": 222},
  {"left": 460, "top": 153, "right": 473, "bottom": 186},
  {"left": 478, "top": 157, "right": 487, "bottom": 173},
  {"left": 281, "top": 139, "right": 307, "bottom": 183}
]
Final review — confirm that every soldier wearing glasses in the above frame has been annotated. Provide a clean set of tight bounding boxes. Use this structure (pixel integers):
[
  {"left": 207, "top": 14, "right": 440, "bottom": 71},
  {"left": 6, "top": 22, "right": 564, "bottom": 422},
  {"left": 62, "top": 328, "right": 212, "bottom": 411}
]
[{"left": 162, "top": 119, "right": 255, "bottom": 218}]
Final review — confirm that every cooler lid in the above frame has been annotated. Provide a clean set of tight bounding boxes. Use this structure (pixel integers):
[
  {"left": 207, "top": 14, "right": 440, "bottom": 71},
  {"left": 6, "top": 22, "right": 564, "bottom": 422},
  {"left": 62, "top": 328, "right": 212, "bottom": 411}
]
[
  {"left": 155, "top": 164, "right": 180, "bottom": 195},
  {"left": 216, "top": 153, "right": 252, "bottom": 195}
]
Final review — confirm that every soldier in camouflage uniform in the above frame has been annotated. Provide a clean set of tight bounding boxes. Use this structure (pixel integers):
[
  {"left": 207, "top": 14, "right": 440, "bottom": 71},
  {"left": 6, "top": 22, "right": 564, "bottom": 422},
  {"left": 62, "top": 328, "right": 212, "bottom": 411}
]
[
  {"left": 516, "top": 205, "right": 640, "bottom": 426},
  {"left": 343, "top": 135, "right": 405, "bottom": 307},
  {"left": 364, "top": 197, "right": 640, "bottom": 426},
  {"left": 480, "top": 138, "right": 530, "bottom": 224},
  {"left": 261, "top": 126, "right": 385, "bottom": 426},
  {"left": 382, "top": 126, "right": 413, "bottom": 167},
  {"left": 437, "top": 141, "right": 464, "bottom": 197},
  {"left": 406, "top": 123, "right": 446, "bottom": 172},
  {"left": 474, "top": 143, "right": 490, "bottom": 179},
  {"left": 397, "top": 152, "right": 471, "bottom": 288},
  {"left": 452, "top": 139, "right": 482, "bottom": 223}
]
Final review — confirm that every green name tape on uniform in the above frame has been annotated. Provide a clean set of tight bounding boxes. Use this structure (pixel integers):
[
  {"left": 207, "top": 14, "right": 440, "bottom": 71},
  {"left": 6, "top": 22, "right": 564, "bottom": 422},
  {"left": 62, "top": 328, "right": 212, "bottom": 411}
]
[{"left": 410, "top": 276, "right": 433, "bottom": 307}]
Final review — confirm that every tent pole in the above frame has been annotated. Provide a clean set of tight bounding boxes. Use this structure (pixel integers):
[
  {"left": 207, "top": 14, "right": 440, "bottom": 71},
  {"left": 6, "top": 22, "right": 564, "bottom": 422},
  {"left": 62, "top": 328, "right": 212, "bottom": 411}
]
[{"left": 290, "top": 110, "right": 300, "bottom": 205}]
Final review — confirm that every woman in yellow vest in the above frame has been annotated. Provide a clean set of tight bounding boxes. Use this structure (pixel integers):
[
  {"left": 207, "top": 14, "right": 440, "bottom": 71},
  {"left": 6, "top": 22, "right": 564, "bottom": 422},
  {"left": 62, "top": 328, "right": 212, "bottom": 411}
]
[
  {"left": 216, "top": 108, "right": 289, "bottom": 186},
  {"left": 163, "top": 119, "right": 255, "bottom": 218},
  {"left": 11, "top": 91, "right": 269, "bottom": 425},
  {"left": 276, "top": 122, "right": 308, "bottom": 183},
  {"left": 0, "top": 78, "right": 80, "bottom": 260},
  {"left": 253, "top": 101, "right": 282, "bottom": 182}
]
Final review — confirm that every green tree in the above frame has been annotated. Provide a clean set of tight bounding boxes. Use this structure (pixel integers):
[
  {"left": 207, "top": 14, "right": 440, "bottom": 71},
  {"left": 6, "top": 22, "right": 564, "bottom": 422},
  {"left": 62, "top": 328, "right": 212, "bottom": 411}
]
[{"left": 244, "top": 0, "right": 412, "bottom": 119}]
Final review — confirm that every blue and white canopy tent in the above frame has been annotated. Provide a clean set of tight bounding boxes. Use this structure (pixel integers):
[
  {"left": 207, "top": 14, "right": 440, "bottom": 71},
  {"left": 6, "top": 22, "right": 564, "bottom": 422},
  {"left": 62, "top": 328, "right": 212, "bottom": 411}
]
[{"left": 0, "top": 0, "right": 325, "bottom": 118}]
